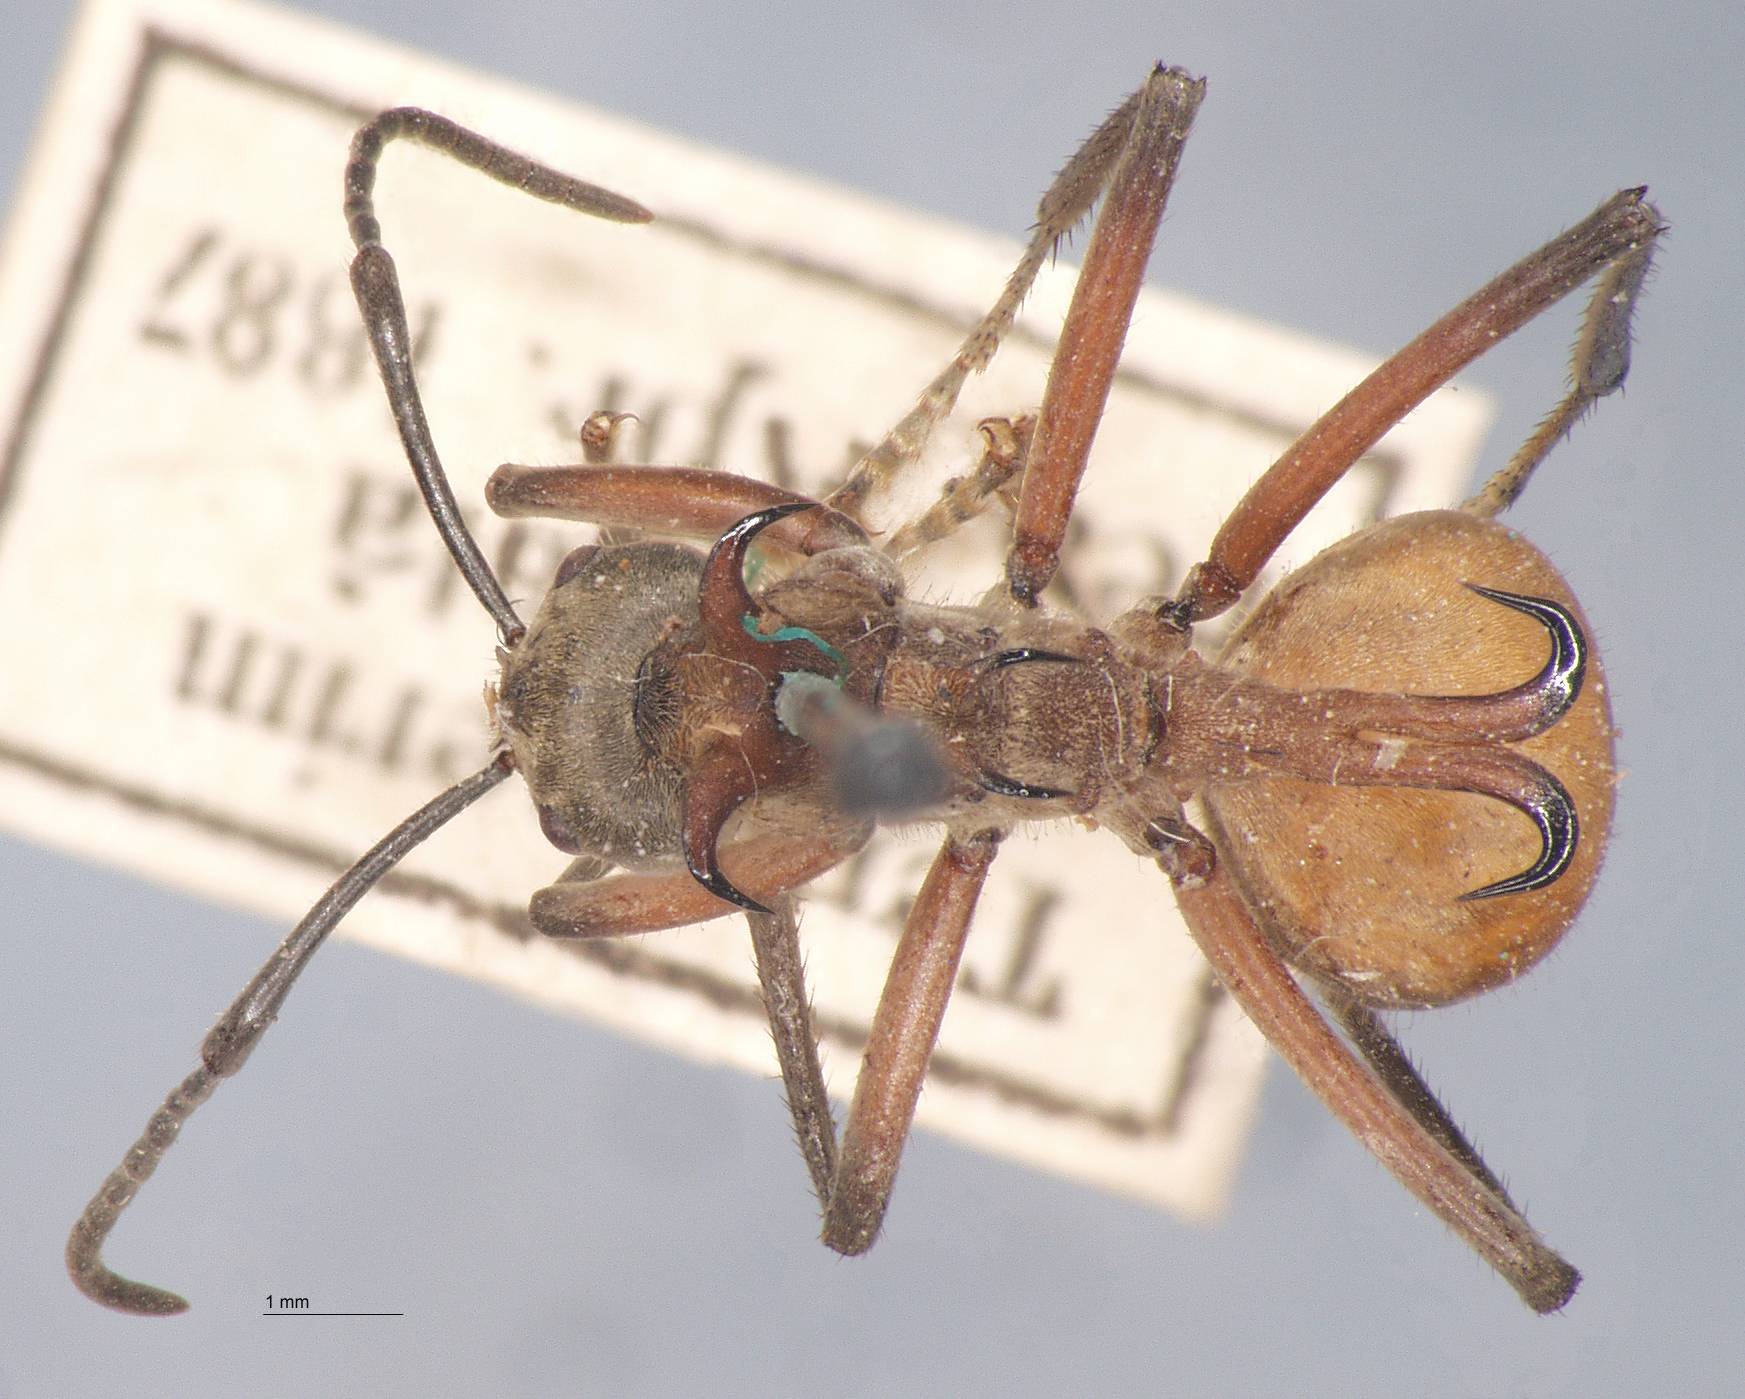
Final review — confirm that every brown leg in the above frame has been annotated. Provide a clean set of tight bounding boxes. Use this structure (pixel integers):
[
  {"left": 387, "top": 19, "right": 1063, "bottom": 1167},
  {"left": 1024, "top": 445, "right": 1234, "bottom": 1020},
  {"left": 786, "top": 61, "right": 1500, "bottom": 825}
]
[
  {"left": 746, "top": 898, "right": 838, "bottom": 1205},
  {"left": 1464, "top": 210, "right": 1659, "bottom": 518},
  {"left": 528, "top": 826, "right": 867, "bottom": 938},
  {"left": 1323, "top": 991, "right": 1512, "bottom": 1205},
  {"left": 822, "top": 831, "right": 1000, "bottom": 1254},
  {"left": 1170, "top": 860, "right": 1578, "bottom": 1313},
  {"left": 821, "top": 66, "right": 1201, "bottom": 526},
  {"left": 486, "top": 463, "right": 867, "bottom": 556},
  {"left": 1169, "top": 189, "right": 1664, "bottom": 624},
  {"left": 541, "top": 830, "right": 997, "bottom": 1254},
  {"left": 733, "top": 833, "right": 1002, "bottom": 1251},
  {"left": 1005, "top": 67, "right": 1205, "bottom": 605}
]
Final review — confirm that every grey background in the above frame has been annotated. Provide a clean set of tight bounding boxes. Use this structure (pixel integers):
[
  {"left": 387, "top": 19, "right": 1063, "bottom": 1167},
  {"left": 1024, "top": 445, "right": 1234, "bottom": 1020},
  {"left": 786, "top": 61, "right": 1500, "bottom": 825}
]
[{"left": 3, "top": 1, "right": 1740, "bottom": 1396}]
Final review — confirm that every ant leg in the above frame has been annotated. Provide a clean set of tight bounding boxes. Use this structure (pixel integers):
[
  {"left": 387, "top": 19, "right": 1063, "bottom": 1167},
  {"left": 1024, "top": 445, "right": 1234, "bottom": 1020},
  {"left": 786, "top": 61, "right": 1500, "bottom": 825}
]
[
  {"left": 528, "top": 825, "right": 869, "bottom": 938},
  {"left": 1322, "top": 991, "right": 1513, "bottom": 1205},
  {"left": 500, "top": 411, "right": 1030, "bottom": 561},
  {"left": 819, "top": 830, "right": 1000, "bottom": 1252},
  {"left": 1005, "top": 67, "right": 1204, "bottom": 605},
  {"left": 727, "top": 832, "right": 998, "bottom": 1232},
  {"left": 537, "top": 831, "right": 984, "bottom": 1242},
  {"left": 746, "top": 898, "right": 838, "bottom": 1205},
  {"left": 1465, "top": 217, "right": 1658, "bottom": 517},
  {"left": 821, "top": 66, "right": 1201, "bottom": 526},
  {"left": 346, "top": 109, "right": 653, "bottom": 642},
  {"left": 486, "top": 463, "right": 867, "bottom": 557},
  {"left": 1169, "top": 858, "right": 1578, "bottom": 1314},
  {"left": 66, "top": 754, "right": 514, "bottom": 1315},
  {"left": 883, "top": 415, "right": 1033, "bottom": 561},
  {"left": 1168, "top": 190, "right": 1664, "bottom": 625}
]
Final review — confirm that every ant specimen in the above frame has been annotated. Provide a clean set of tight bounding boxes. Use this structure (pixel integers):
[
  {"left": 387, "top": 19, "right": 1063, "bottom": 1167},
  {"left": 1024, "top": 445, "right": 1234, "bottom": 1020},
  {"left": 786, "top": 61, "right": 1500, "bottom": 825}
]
[{"left": 67, "top": 65, "right": 1660, "bottom": 1316}]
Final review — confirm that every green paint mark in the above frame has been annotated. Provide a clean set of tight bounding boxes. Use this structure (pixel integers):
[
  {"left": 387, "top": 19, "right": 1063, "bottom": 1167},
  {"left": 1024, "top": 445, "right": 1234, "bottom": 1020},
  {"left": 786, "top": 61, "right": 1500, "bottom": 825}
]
[{"left": 741, "top": 613, "right": 848, "bottom": 678}]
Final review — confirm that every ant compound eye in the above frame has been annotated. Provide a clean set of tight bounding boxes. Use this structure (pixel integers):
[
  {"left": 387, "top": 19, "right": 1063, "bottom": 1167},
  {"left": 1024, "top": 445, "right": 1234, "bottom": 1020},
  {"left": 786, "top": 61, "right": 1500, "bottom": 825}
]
[{"left": 537, "top": 803, "right": 585, "bottom": 854}]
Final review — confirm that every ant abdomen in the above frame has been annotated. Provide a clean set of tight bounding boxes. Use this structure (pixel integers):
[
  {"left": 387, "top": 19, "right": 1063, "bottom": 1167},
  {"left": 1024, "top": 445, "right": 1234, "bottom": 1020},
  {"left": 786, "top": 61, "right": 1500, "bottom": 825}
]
[{"left": 1201, "top": 511, "right": 1616, "bottom": 1008}]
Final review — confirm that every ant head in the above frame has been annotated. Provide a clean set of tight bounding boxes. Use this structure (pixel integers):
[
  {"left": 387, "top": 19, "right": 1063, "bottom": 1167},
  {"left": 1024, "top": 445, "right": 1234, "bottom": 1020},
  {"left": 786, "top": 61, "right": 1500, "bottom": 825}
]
[{"left": 495, "top": 540, "right": 701, "bottom": 870}]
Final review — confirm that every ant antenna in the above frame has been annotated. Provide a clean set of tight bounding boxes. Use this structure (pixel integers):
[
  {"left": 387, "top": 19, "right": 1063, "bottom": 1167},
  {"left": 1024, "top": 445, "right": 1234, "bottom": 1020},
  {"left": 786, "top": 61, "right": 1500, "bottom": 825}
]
[{"left": 66, "top": 753, "right": 514, "bottom": 1314}]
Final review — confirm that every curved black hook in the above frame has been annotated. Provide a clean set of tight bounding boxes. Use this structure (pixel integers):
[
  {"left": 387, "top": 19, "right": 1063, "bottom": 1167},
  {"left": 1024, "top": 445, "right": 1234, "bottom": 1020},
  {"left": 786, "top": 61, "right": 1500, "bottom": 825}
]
[
  {"left": 686, "top": 846, "right": 772, "bottom": 915},
  {"left": 1465, "top": 585, "right": 1587, "bottom": 735},
  {"left": 1460, "top": 767, "right": 1580, "bottom": 901}
]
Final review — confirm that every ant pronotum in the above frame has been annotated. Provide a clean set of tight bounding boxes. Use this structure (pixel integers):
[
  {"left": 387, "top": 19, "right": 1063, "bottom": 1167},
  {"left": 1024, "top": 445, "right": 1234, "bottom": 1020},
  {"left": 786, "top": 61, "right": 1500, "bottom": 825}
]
[{"left": 67, "top": 64, "right": 1660, "bottom": 1316}]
